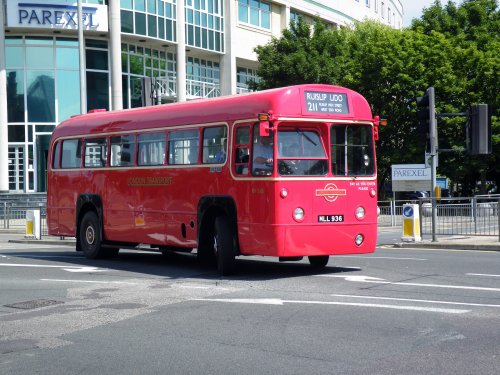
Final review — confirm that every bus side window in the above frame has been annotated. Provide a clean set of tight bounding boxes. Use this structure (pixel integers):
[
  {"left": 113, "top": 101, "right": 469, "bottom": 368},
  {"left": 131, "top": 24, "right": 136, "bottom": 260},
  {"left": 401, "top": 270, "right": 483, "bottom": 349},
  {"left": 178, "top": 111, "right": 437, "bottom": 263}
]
[
  {"left": 202, "top": 126, "right": 228, "bottom": 164},
  {"left": 138, "top": 132, "right": 166, "bottom": 166},
  {"left": 234, "top": 125, "right": 250, "bottom": 175},
  {"left": 61, "top": 139, "right": 82, "bottom": 169},
  {"left": 110, "top": 135, "right": 135, "bottom": 167},
  {"left": 84, "top": 138, "right": 107, "bottom": 168},
  {"left": 168, "top": 129, "right": 199, "bottom": 165},
  {"left": 52, "top": 141, "right": 61, "bottom": 169}
]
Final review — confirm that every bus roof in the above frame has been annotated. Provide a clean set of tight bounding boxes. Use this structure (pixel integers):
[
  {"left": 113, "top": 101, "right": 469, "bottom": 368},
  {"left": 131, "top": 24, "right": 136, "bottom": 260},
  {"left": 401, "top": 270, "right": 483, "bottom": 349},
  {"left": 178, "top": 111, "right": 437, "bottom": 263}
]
[{"left": 53, "top": 84, "right": 373, "bottom": 138}]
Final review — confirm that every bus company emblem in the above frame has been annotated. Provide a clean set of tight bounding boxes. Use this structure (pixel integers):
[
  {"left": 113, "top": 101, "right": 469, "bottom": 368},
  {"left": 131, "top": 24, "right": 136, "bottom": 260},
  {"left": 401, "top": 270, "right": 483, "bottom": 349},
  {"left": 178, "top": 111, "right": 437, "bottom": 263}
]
[{"left": 316, "top": 183, "right": 346, "bottom": 202}]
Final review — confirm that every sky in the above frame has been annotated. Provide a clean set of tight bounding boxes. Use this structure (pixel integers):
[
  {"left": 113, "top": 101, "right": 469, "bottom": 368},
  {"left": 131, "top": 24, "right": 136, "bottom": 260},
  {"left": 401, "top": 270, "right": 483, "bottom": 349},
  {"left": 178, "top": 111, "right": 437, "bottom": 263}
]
[{"left": 402, "top": 0, "right": 457, "bottom": 27}]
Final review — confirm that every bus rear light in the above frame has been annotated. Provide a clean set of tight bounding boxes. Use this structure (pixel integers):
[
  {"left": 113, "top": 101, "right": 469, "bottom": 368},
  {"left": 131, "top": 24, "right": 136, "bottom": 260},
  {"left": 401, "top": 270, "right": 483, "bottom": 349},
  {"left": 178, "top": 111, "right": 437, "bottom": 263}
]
[
  {"left": 280, "top": 188, "right": 288, "bottom": 198},
  {"left": 293, "top": 207, "right": 304, "bottom": 221},
  {"left": 355, "top": 234, "right": 364, "bottom": 246},
  {"left": 370, "top": 188, "right": 376, "bottom": 197},
  {"left": 355, "top": 206, "right": 365, "bottom": 219}
]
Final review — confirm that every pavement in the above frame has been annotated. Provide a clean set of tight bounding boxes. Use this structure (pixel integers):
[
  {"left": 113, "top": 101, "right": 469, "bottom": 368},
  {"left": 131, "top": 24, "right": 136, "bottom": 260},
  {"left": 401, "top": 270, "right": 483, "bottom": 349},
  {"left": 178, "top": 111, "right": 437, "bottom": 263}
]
[{"left": 2, "top": 227, "right": 499, "bottom": 252}]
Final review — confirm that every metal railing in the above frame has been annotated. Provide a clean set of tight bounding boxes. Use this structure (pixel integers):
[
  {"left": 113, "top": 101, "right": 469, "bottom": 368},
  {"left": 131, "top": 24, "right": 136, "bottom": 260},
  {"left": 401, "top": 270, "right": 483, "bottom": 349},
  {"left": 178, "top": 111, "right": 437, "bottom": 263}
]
[
  {"left": 378, "top": 196, "right": 500, "bottom": 238},
  {"left": 0, "top": 193, "right": 48, "bottom": 236},
  {"left": 153, "top": 78, "right": 221, "bottom": 100}
]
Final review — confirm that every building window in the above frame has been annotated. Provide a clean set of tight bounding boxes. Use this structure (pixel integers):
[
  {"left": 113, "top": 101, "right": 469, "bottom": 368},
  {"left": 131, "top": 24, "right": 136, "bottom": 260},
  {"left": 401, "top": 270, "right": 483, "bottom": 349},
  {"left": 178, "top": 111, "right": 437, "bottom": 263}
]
[
  {"left": 365, "top": 0, "right": 370, "bottom": 7},
  {"left": 185, "top": 0, "right": 224, "bottom": 52},
  {"left": 238, "top": 0, "right": 271, "bottom": 30},
  {"left": 237, "top": 67, "right": 259, "bottom": 92},
  {"left": 121, "top": 43, "right": 175, "bottom": 108},
  {"left": 86, "top": 39, "right": 109, "bottom": 111},
  {"left": 120, "top": 0, "right": 177, "bottom": 42}
]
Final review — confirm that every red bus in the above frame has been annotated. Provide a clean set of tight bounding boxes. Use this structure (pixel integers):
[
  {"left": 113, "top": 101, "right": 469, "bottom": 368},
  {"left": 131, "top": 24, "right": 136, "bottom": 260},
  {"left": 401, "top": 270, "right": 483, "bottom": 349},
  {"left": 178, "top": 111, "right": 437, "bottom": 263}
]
[{"left": 47, "top": 84, "right": 381, "bottom": 275}]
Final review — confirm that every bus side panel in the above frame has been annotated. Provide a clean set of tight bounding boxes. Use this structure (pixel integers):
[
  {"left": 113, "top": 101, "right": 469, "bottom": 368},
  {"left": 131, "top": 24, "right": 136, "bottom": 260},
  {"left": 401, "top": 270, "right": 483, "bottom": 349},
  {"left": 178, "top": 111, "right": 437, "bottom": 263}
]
[
  {"left": 234, "top": 180, "right": 280, "bottom": 256},
  {"left": 57, "top": 171, "right": 82, "bottom": 236},
  {"left": 47, "top": 171, "right": 59, "bottom": 234},
  {"left": 102, "top": 170, "right": 137, "bottom": 243}
]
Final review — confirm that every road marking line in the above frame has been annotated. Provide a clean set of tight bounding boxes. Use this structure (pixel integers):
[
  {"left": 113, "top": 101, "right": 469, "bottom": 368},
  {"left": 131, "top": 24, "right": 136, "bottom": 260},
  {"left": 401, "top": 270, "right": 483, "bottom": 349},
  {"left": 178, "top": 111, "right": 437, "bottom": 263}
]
[
  {"left": 318, "top": 274, "right": 500, "bottom": 292},
  {"left": 331, "top": 294, "right": 500, "bottom": 308},
  {"left": 467, "top": 273, "right": 500, "bottom": 278},
  {"left": 193, "top": 298, "right": 469, "bottom": 314},
  {"left": 10, "top": 255, "right": 80, "bottom": 259},
  {"left": 40, "top": 278, "right": 136, "bottom": 285},
  {"left": 337, "top": 256, "right": 427, "bottom": 261},
  {"left": 0, "top": 263, "right": 107, "bottom": 273}
]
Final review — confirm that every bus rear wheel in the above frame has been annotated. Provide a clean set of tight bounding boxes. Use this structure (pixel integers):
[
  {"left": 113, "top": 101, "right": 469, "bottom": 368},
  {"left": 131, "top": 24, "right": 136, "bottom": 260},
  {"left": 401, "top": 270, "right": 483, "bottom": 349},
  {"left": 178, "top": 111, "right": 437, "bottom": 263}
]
[
  {"left": 213, "top": 216, "right": 236, "bottom": 276},
  {"left": 308, "top": 255, "right": 329, "bottom": 268},
  {"left": 79, "top": 211, "right": 105, "bottom": 259}
]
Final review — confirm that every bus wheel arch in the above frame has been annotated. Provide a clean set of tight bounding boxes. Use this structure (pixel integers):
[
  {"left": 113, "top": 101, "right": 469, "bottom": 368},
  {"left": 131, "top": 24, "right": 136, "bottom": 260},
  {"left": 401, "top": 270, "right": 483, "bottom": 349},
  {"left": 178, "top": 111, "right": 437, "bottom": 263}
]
[
  {"left": 197, "top": 196, "right": 239, "bottom": 273},
  {"left": 76, "top": 194, "right": 113, "bottom": 259}
]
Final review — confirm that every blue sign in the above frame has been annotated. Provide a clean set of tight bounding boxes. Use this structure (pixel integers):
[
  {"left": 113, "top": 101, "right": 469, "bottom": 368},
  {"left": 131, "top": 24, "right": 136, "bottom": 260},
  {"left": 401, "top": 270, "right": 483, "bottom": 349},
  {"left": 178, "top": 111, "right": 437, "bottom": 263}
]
[{"left": 403, "top": 206, "right": 414, "bottom": 218}]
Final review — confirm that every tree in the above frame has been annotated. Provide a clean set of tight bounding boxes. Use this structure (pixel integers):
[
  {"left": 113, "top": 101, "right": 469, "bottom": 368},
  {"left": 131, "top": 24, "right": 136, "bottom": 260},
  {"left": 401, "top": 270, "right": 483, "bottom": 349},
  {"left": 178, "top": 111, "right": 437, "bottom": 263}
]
[{"left": 252, "top": 2, "right": 499, "bottom": 197}]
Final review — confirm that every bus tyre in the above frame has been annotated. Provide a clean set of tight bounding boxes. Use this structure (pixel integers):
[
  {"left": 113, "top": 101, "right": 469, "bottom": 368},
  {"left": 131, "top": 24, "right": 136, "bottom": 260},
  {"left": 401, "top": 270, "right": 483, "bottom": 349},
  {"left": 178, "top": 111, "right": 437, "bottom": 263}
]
[
  {"left": 79, "top": 211, "right": 104, "bottom": 259},
  {"left": 214, "top": 216, "right": 236, "bottom": 276},
  {"left": 308, "top": 255, "right": 329, "bottom": 268}
]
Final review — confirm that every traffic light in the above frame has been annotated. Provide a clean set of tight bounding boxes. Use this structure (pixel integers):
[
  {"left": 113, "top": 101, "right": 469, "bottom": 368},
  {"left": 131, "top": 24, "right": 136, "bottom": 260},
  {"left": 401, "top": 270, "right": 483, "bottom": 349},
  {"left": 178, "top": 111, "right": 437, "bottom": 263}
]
[
  {"left": 467, "top": 104, "right": 492, "bottom": 155},
  {"left": 416, "top": 87, "right": 436, "bottom": 150}
]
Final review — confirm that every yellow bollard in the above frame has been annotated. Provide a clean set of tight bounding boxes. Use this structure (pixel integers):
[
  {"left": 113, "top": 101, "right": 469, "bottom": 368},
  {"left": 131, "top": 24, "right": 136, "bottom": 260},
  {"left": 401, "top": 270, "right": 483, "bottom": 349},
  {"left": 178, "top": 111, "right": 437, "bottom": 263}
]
[{"left": 401, "top": 204, "right": 421, "bottom": 242}]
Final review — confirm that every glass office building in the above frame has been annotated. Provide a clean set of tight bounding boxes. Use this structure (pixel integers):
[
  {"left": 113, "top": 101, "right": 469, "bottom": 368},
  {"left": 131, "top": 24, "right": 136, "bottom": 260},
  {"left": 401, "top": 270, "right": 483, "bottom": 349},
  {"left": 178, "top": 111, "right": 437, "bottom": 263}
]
[{"left": 0, "top": 0, "right": 403, "bottom": 193}]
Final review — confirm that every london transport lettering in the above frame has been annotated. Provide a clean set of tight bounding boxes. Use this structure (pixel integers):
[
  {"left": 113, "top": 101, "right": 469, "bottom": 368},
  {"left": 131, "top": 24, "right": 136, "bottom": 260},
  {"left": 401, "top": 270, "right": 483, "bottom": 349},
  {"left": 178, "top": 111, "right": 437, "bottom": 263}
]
[
  {"left": 127, "top": 176, "right": 173, "bottom": 187},
  {"left": 304, "top": 91, "right": 349, "bottom": 114},
  {"left": 17, "top": 3, "right": 100, "bottom": 28}
]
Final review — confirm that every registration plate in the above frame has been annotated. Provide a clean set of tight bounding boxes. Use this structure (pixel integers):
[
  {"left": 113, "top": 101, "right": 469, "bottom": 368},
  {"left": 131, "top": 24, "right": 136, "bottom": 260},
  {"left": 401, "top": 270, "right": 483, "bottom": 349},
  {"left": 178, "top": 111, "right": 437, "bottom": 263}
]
[{"left": 318, "top": 215, "right": 344, "bottom": 223}]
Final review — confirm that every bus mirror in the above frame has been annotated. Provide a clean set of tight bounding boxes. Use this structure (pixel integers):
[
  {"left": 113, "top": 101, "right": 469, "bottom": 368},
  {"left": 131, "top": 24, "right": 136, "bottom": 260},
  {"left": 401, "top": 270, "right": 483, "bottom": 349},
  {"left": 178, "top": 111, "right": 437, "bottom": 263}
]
[{"left": 259, "top": 120, "right": 271, "bottom": 137}]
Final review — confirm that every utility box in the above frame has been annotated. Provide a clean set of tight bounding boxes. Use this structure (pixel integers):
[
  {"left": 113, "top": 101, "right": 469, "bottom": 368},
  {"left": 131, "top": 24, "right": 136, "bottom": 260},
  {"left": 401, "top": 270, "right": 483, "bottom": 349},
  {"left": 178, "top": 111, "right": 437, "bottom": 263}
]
[
  {"left": 25, "top": 209, "right": 41, "bottom": 240},
  {"left": 401, "top": 204, "right": 421, "bottom": 242}
]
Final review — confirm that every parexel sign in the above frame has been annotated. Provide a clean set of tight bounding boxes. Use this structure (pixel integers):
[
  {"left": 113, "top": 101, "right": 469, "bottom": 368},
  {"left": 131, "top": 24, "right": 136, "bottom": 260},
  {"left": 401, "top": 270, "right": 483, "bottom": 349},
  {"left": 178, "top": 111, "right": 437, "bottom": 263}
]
[
  {"left": 391, "top": 164, "right": 431, "bottom": 192},
  {"left": 6, "top": 0, "right": 108, "bottom": 32}
]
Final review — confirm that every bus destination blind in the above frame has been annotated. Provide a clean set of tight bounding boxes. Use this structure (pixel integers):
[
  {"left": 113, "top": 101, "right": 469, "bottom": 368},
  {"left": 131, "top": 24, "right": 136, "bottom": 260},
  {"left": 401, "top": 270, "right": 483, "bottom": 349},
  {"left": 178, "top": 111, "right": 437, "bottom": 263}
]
[{"left": 304, "top": 91, "right": 349, "bottom": 114}]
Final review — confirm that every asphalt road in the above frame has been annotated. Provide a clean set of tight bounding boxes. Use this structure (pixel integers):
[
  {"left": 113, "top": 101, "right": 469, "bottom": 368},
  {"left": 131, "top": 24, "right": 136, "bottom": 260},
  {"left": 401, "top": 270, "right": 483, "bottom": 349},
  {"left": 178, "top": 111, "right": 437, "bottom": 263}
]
[{"left": 0, "top": 237, "right": 499, "bottom": 375}]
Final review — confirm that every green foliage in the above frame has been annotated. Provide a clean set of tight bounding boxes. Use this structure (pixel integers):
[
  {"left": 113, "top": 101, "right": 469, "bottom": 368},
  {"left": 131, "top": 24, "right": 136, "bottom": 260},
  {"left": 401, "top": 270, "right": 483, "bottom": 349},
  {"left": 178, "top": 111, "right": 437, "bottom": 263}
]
[{"left": 252, "top": 2, "right": 500, "bottom": 196}]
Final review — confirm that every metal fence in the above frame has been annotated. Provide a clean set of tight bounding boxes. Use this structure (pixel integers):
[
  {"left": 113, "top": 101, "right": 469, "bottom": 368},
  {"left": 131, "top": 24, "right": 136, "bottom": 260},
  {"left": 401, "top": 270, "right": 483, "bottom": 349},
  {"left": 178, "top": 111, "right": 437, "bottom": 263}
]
[
  {"left": 378, "top": 196, "right": 500, "bottom": 237},
  {"left": 1, "top": 194, "right": 499, "bottom": 239},
  {"left": 0, "top": 193, "right": 48, "bottom": 236}
]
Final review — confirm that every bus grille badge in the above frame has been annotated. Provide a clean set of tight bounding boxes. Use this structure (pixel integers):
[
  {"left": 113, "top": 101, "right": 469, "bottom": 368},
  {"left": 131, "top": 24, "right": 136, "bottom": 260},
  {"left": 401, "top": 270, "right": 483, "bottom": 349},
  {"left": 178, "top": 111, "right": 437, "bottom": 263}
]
[{"left": 316, "top": 183, "right": 346, "bottom": 202}]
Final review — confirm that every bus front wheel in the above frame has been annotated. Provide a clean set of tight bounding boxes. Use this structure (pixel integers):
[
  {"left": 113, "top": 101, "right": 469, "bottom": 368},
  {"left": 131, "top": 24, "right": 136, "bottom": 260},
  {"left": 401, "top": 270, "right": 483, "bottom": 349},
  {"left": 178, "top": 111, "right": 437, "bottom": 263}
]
[
  {"left": 79, "top": 211, "right": 104, "bottom": 259},
  {"left": 213, "top": 216, "right": 236, "bottom": 275},
  {"left": 308, "top": 255, "right": 329, "bottom": 268}
]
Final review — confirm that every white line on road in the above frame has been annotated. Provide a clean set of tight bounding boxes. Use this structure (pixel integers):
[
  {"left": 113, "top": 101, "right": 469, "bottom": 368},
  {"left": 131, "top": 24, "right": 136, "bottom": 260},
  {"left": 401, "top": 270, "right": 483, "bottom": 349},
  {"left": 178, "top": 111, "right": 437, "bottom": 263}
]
[
  {"left": 467, "top": 273, "right": 500, "bottom": 278},
  {"left": 337, "top": 256, "right": 427, "bottom": 261},
  {"left": 193, "top": 298, "right": 469, "bottom": 314},
  {"left": 331, "top": 294, "right": 500, "bottom": 308},
  {"left": 318, "top": 274, "right": 500, "bottom": 292},
  {"left": 40, "top": 278, "right": 137, "bottom": 285},
  {"left": 0, "top": 263, "right": 107, "bottom": 273}
]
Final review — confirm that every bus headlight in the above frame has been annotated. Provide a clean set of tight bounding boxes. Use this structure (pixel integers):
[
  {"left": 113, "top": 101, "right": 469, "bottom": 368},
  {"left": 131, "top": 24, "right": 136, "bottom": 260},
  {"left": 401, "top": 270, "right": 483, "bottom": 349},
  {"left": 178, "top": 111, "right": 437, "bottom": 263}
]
[
  {"left": 293, "top": 207, "right": 304, "bottom": 221},
  {"left": 355, "top": 234, "right": 364, "bottom": 246},
  {"left": 355, "top": 206, "right": 365, "bottom": 219},
  {"left": 280, "top": 188, "right": 288, "bottom": 198}
]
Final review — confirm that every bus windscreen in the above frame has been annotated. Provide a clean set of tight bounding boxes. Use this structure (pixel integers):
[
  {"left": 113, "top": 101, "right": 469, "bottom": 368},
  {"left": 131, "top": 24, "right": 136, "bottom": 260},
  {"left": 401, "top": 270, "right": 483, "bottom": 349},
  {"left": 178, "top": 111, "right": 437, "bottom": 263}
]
[{"left": 277, "top": 129, "right": 328, "bottom": 176}]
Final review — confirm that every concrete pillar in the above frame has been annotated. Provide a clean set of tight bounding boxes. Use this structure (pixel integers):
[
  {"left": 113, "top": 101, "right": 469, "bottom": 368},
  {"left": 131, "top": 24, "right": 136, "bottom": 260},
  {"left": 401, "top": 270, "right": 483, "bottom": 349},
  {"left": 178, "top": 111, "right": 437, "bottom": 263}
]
[
  {"left": 281, "top": 4, "right": 290, "bottom": 31},
  {"left": 109, "top": 0, "right": 123, "bottom": 110},
  {"left": 220, "top": 0, "right": 236, "bottom": 96},
  {"left": 77, "top": 0, "right": 87, "bottom": 114},
  {"left": 176, "top": 0, "right": 186, "bottom": 102},
  {"left": 0, "top": 0, "right": 9, "bottom": 192}
]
